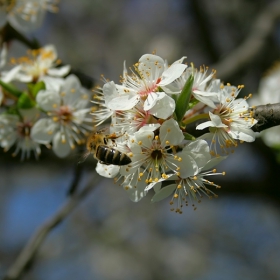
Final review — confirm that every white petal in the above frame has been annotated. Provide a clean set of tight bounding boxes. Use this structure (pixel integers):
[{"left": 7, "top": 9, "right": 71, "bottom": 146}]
[
  {"left": 96, "top": 162, "right": 120, "bottom": 178},
  {"left": 36, "top": 89, "right": 61, "bottom": 111},
  {"left": 8, "top": 5, "right": 45, "bottom": 32},
  {"left": 123, "top": 172, "right": 148, "bottom": 202},
  {"left": 137, "top": 124, "right": 161, "bottom": 133},
  {"left": 134, "top": 130, "right": 154, "bottom": 148},
  {"left": 183, "top": 139, "right": 211, "bottom": 169},
  {"left": 1, "top": 65, "right": 23, "bottom": 83},
  {"left": 193, "top": 90, "right": 219, "bottom": 108},
  {"left": 176, "top": 154, "right": 198, "bottom": 179},
  {"left": 209, "top": 112, "right": 228, "bottom": 127},
  {"left": 143, "top": 91, "right": 165, "bottom": 111},
  {"left": 61, "top": 74, "right": 81, "bottom": 93},
  {"left": 159, "top": 63, "right": 188, "bottom": 86},
  {"left": 196, "top": 120, "right": 213, "bottom": 130},
  {"left": 42, "top": 77, "right": 64, "bottom": 91},
  {"left": 138, "top": 54, "right": 165, "bottom": 78},
  {"left": 52, "top": 131, "right": 72, "bottom": 158},
  {"left": 151, "top": 184, "right": 177, "bottom": 203},
  {"left": 228, "top": 126, "right": 256, "bottom": 142},
  {"left": 108, "top": 94, "right": 140, "bottom": 110},
  {"left": 103, "top": 81, "right": 118, "bottom": 105},
  {"left": 171, "top": 56, "right": 187, "bottom": 65},
  {"left": 202, "top": 156, "right": 227, "bottom": 171},
  {"left": 159, "top": 119, "right": 184, "bottom": 146},
  {"left": 47, "top": 65, "right": 71, "bottom": 77},
  {"left": 31, "top": 119, "right": 58, "bottom": 144},
  {"left": 149, "top": 94, "right": 175, "bottom": 119}
]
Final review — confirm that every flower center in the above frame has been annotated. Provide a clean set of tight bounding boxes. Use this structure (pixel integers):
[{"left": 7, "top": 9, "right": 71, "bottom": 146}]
[
  {"left": 17, "top": 122, "right": 32, "bottom": 138},
  {"left": 150, "top": 149, "right": 163, "bottom": 161},
  {"left": 53, "top": 105, "right": 73, "bottom": 124}
]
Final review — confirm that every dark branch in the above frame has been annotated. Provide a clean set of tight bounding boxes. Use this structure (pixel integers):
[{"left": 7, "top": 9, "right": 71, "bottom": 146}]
[{"left": 250, "top": 103, "right": 280, "bottom": 132}]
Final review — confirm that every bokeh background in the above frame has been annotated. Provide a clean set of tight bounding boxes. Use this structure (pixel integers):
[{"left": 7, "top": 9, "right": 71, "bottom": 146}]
[{"left": 1, "top": 0, "right": 280, "bottom": 279}]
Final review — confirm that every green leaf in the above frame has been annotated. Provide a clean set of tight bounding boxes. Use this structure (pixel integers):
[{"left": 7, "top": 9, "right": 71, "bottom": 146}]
[
  {"left": 151, "top": 184, "right": 177, "bottom": 203},
  {"left": 28, "top": 81, "right": 46, "bottom": 98},
  {"left": 175, "top": 74, "right": 194, "bottom": 123},
  {"left": 17, "top": 93, "right": 35, "bottom": 109},
  {"left": 188, "top": 98, "right": 199, "bottom": 109},
  {"left": 0, "top": 79, "right": 23, "bottom": 97},
  {"left": 183, "top": 132, "right": 196, "bottom": 141}
]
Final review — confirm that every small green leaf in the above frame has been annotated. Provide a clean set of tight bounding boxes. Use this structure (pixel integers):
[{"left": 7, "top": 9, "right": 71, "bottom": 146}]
[
  {"left": 28, "top": 81, "right": 46, "bottom": 98},
  {"left": 17, "top": 93, "right": 35, "bottom": 109},
  {"left": 0, "top": 79, "right": 22, "bottom": 97},
  {"left": 183, "top": 132, "right": 196, "bottom": 141},
  {"left": 175, "top": 74, "right": 194, "bottom": 123},
  {"left": 151, "top": 184, "right": 177, "bottom": 203},
  {"left": 188, "top": 98, "right": 199, "bottom": 109}
]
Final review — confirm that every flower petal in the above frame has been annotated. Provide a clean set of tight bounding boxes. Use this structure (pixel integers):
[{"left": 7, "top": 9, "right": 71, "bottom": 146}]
[
  {"left": 159, "top": 63, "right": 187, "bottom": 86},
  {"left": 96, "top": 162, "right": 120, "bottom": 178},
  {"left": 31, "top": 118, "right": 58, "bottom": 144},
  {"left": 36, "top": 89, "right": 61, "bottom": 111},
  {"left": 151, "top": 184, "right": 177, "bottom": 203},
  {"left": 149, "top": 94, "right": 175, "bottom": 119},
  {"left": 159, "top": 119, "right": 184, "bottom": 146},
  {"left": 52, "top": 131, "right": 72, "bottom": 158}
]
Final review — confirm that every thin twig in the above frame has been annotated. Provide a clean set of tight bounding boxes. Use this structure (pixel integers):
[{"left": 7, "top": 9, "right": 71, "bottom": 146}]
[
  {"left": 3, "top": 171, "right": 102, "bottom": 280},
  {"left": 211, "top": 0, "right": 280, "bottom": 80}
]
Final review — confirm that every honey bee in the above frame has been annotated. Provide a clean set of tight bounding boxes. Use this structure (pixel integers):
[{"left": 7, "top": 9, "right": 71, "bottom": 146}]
[{"left": 86, "top": 130, "right": 132, "bottom": 166}]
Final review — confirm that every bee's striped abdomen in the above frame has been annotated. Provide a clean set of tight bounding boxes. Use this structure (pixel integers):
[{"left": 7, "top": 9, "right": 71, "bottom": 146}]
[{"left": 96, "top": 145, "right": 131, "bottom": 166}]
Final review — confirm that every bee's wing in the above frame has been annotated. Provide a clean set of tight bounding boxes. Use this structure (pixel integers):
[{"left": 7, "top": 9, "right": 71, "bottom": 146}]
[{"left": 78, "top": 150, "right": 91, "bottom": 164}]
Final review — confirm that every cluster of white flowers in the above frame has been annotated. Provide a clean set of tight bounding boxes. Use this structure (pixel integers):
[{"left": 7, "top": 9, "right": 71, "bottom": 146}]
[
  {"left": 91, "top": 54, "right": 257, "bottom": 212},
  {"left": 0, "top": 44, "right": 94, "bottom": 159},
  {"left": 0, "top": 41, "right": 258, "bottom": 211}
]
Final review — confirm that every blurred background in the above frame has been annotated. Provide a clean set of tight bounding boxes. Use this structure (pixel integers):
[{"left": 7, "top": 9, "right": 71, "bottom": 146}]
[{"left": 1, "top": 0, "right": 280, "bottom": 279}]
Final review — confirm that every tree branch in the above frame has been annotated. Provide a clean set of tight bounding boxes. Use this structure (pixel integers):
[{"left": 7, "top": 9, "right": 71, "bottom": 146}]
[
  {"left": 211, "top": 0, "right": 280, "bottom": 80},
  {"left": 250, "top": 103, "right": 280, "bottom": 132},
  {"left": 3, "top": 171, "right": 102, "bottom": 280}
]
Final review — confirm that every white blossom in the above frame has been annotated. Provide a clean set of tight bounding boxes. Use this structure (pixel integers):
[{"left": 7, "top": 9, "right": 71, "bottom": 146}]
[
  {"left": 103, "top": 54, "right": 187, "bottom": 119},
  {"left": 2, "top": 44, "right": 70, "bottom": 84},
  {"left": 197, "top": 83, "right": 257, "bottom": 156},
  {"left": 149, "top": 140, "right": 226, "bottom": 213},
  {"left": 0, "top": 108, "right": 41, "bottom": 160},
  {"left": 0, "top": 0, "right": 59, "bottom": 32},
  {"left": 119, "top": 119, "right": 184, "bottom": 191},
  {"left": 31, "top": 74, "right": 93, "bottom": 157}
]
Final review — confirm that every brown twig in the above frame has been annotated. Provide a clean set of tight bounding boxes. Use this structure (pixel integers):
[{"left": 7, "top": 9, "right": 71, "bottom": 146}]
[
  {"left": 3, "top": 171, "right": 102, "bottom": 280},
  {"left": 250, "top": 103, "right": 280, "bottom": 132}
]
